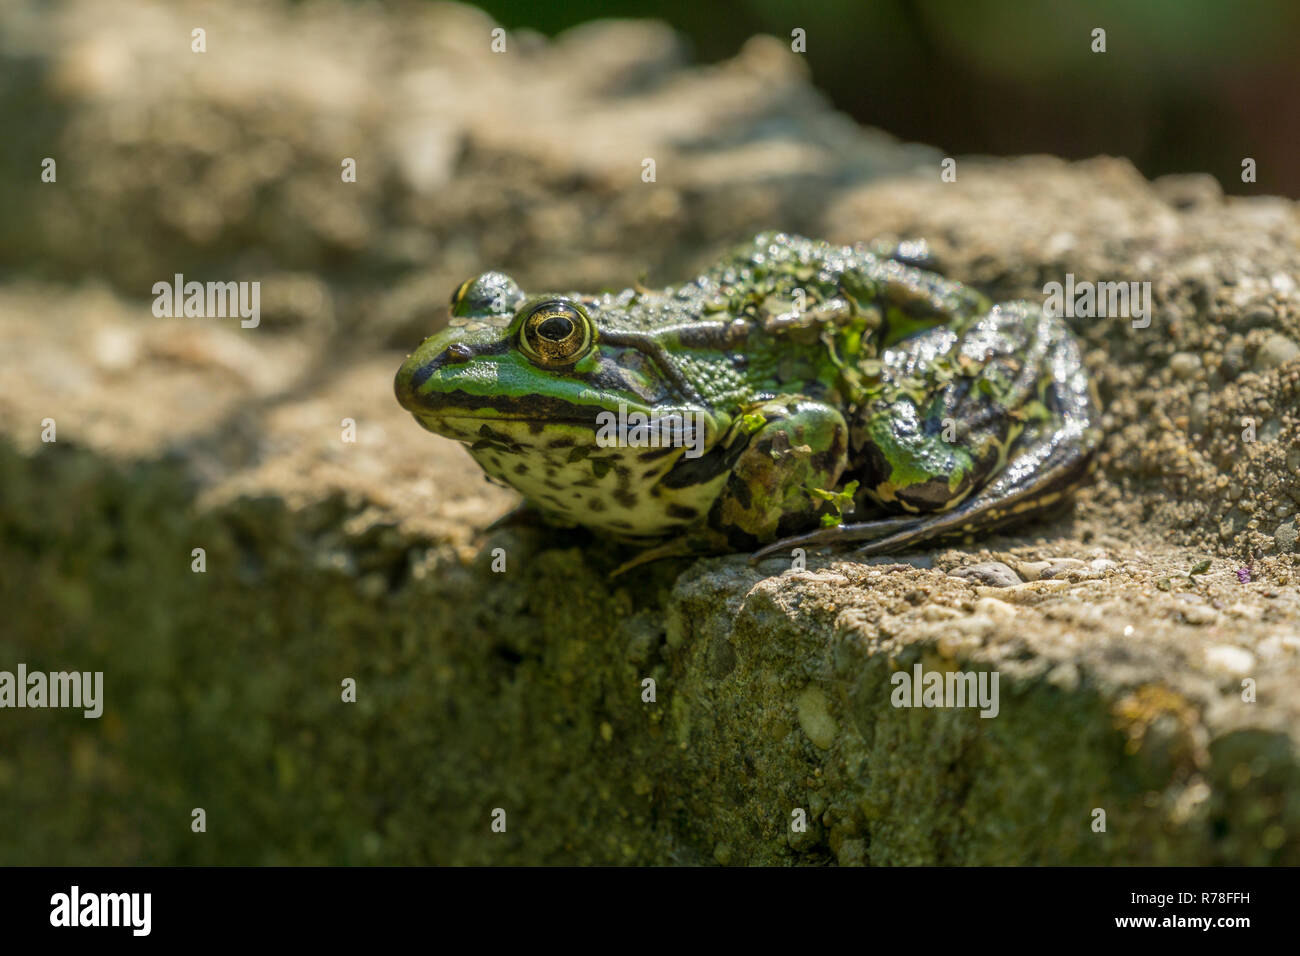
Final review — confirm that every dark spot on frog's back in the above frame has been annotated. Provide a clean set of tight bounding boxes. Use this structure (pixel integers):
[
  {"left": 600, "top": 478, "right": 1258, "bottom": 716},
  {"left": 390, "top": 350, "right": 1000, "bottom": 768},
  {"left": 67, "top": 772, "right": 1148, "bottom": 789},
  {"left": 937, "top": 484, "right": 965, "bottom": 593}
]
[{"left": 667, "top": 504, "right": 698, "bottom": 520}]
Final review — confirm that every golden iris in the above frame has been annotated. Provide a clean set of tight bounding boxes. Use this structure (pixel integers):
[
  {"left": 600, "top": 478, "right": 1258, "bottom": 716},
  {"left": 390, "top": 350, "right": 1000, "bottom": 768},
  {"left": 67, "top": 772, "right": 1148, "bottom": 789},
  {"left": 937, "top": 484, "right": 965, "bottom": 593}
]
[{"left": 519, "top": 300, "right": 592, "bottom": 367}]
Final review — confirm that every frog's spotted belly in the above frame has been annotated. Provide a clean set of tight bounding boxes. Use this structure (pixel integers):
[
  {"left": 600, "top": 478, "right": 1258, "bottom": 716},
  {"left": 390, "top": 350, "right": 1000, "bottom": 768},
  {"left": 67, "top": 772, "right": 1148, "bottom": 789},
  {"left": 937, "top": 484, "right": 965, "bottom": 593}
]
[{"left": 458, "top": 422, "right": 724, "bottom": 538}]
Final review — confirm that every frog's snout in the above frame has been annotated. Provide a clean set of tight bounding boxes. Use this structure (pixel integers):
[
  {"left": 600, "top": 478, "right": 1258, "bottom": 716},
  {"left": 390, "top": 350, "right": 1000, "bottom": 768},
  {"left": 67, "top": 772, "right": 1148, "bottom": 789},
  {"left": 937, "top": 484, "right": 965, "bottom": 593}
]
[
  {"left": 394, "top": 349, "right": 439, "bottom": 413},
  {"left": 395, "top": 333, "right": 469, "bottom": 412},
  {"left": 394, "top": 359, "right": 418, "bottom": 412}
]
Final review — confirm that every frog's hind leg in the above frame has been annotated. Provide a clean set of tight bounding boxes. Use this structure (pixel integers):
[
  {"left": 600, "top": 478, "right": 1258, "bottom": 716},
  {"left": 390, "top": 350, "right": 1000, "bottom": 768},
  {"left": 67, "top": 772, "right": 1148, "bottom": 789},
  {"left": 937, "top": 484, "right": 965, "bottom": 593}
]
[
  {"left": 751, "top": 302, "right": 1101, "bottom": 564},
  {"left": 849, "top": 414, "right": 1096, "bottom": 557},
  {"left": 750, "top": 415, "right": 1097, "bottom": 563}
]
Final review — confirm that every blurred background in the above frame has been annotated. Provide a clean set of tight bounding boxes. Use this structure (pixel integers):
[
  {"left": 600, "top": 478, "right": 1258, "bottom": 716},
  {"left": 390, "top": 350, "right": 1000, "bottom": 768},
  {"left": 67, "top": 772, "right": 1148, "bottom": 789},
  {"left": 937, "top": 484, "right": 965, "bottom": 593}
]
[{"left": 482, "top": 0, "right": 1300, "bottom": 198}]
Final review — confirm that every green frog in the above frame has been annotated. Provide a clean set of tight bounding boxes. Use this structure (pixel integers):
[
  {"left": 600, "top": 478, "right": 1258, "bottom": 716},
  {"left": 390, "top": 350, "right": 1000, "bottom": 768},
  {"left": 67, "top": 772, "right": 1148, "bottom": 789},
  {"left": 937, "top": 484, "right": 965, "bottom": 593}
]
[{"left": 395, "top": 233, "right": 1100, "bottom": 569}]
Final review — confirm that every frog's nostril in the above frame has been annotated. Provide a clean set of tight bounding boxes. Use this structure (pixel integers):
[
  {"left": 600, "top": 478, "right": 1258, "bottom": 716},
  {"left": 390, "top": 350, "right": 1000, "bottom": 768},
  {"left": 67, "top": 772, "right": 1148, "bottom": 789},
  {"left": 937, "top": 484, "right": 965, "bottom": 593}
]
[{"left": 396, "top": 341, "right": 476, "bottom": 410}]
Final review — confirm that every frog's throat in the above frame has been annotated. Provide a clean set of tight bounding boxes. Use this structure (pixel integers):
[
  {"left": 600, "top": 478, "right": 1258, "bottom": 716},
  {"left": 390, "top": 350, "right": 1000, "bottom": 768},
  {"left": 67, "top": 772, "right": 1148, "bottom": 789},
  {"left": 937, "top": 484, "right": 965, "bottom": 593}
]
[{"left": 409, "top": 398, "right": 720, "bottom": 458}]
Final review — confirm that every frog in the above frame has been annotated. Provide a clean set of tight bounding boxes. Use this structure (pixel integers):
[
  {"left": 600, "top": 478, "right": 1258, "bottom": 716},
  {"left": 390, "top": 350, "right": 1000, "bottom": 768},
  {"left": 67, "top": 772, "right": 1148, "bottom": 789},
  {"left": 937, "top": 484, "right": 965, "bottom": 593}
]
[{"left": 394, "top": 232, "right": 1101, "bottom": 571}]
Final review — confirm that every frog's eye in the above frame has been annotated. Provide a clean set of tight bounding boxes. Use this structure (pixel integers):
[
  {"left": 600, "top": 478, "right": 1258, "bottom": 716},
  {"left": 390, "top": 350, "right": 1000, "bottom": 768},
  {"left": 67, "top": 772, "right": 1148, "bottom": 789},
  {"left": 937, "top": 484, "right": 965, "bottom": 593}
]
[
  {"left": 518, "top": 300, "right": 593, "bottom": 368},
  {"left": 450, "top": 278, "right": 474, "bottom": 309},
  {"left": 450, "top": 272, "right": 523, "bottom": 317}
]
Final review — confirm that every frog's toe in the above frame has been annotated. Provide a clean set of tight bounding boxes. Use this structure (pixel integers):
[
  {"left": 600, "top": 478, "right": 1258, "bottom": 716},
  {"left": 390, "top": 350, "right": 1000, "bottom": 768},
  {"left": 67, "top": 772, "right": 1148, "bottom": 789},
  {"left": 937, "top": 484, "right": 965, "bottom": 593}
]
[
  {"left": 748, "top": 515, "right": 924, "bottom": 564},
  {"left": 610, "top": 532, "right": 723, "bottom": 578}
]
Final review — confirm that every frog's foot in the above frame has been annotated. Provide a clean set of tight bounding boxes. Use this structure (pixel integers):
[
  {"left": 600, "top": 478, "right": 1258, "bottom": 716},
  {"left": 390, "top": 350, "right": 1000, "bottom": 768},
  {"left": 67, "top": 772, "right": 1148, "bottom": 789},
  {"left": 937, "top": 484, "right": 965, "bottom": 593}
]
[
  {"left": 609, "top": 534, "right": 715, "bottom": 578},
  {"left": 749, "top": 515, "right": 923, "bottom": 564},
  {"left": 710, "top": 397, "right": 850, "bottom": 544}
]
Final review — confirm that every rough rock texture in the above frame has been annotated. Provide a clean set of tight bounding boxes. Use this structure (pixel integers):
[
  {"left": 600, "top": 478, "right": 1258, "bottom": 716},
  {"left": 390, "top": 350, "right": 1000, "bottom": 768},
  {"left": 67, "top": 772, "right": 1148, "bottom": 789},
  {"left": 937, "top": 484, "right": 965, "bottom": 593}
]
[{"left": 1, "top": 0, "right": 1297, "bottom": 864}]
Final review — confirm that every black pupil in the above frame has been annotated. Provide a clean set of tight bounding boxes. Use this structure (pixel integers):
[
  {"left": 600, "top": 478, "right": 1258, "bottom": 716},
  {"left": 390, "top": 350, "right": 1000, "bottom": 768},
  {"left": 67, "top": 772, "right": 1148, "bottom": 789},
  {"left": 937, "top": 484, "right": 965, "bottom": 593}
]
[{"left": 537, "top": 315, "right": 574, "bottom": 341}]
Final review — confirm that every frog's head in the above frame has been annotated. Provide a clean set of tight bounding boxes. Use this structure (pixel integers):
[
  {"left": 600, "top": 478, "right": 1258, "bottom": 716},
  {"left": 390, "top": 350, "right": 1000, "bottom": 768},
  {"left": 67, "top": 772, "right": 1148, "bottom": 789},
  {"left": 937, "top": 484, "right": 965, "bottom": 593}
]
[{"left": 395, "top": 272, "right": 727, "bottom": 536}]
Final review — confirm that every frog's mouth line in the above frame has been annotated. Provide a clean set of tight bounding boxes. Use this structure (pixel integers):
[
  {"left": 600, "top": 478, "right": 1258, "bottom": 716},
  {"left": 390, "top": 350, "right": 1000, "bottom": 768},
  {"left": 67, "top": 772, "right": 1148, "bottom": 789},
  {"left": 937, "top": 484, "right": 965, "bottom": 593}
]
[
  {"left": 401, "top": 387, "right": 657, "bottom": 430},
  {"left": 415, "top": 413, "right": 605, "bottom": 434}
]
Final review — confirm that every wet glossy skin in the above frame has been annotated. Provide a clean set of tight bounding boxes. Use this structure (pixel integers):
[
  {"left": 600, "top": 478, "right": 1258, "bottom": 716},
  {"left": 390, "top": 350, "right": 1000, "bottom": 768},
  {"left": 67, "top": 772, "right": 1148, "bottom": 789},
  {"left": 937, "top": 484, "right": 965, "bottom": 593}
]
[{"left": 395, "top": 233, "right": 1100, "bottom": 566}]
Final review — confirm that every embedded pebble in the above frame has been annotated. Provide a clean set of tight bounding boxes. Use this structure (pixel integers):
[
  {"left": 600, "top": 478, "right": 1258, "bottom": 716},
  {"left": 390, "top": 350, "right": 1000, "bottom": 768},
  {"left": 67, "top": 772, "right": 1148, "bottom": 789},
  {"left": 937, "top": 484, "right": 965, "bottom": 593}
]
[
  {"left": 1253, "top": 333, "right": 1300, "bottom": 371},
  {"left": 1016, "top": 558, "right": 1086, "bottom": 581},
  {"left": 1274, "top": 518, "right": 1299, "bottom": 553},
  {"left": 1204, "top": 645, "right": 1255, "bottom": 675},
  {"left": 795, "top": 684, "right": 837, "bottom": 750},
  {"left": 1017, "top": 561, "right": 1049, "bottom": 581},
  {"left": 1169, "top": 352, "right": 1201, "bottom": 379},
  {"left": 1177, "top": 601, "right": 1218, "bottom": 626},
  {"left": 949, "top": 562, "right": 1022, "bottom": 588}
]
